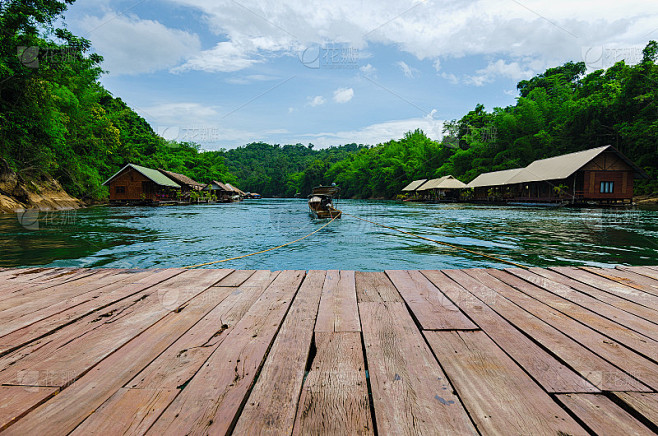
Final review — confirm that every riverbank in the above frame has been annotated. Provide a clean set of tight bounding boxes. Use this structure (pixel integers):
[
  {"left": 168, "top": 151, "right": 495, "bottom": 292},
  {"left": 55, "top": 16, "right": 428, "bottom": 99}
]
[{"left": 0, "top": 159, "right": 84, "bottom": 214}]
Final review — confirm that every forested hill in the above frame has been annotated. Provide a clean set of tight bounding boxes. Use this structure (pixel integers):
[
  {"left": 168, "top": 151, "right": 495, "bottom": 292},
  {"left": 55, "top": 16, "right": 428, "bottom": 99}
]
[{"left": 1, "top": 1, "right": 656, "bottom": 202}]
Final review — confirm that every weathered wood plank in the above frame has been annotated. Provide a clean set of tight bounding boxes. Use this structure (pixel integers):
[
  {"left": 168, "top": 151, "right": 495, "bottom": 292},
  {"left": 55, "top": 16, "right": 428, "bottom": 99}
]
[
  {"left": 556, "top": 393, "right": 654, "bottom": 435},
  {"left": 146, "top": 270, "right": 305, "bottom": 436},
  {"left": 214, "top": 269, "right": 256, "bottom": 287},
  {"left": 359, "top": 301, "right": 476, "bottom": 435},
  {"left": 464, "top": 269, "right": 658, "bottom": 391},
  {"left": 0, "top": 269, "right": 183, "bottom": 355},
  {"left": 0, "top": 386, "right": 57, "bottom": 431},
  {"left": 0, "top": 269, "right": 157, "bottom": 336},
  {"left": 355, "top": 271, "right": 402, "bottom": 303},
  {"left": 0, "top": 269, "right": 232, "bottom": 387},
  {"left": 613, "top": 392, "right": 658, "bottom": 425},
  {"left": 292, "top": 332, "right": 373, "bottom": 436},
  {"left": 551, "top": 266, "right": 658, "bottom": 309},
  {"left": 422, "top": 270, "right": 597, "bottom": 393},
  {"left": 507, "top": 268, "right": 658, "bottom": 341},
  {"left": 426, "top": 330, "right": 587, "bottom": 435},
  {"left": 226, "top": 271, "right": 325, "bottom": 435},
  {"left": 70, "top": 388, "right": 178, "bottom": 436},
  {"left": 315, "top": 270, "right": 360, "bottom": 332},
  {"left": 4, "top": 285, "right": 234, "bottom": 435},
  {"left": 68, "top": 272, "right": 278, "bottom": 435},
  {"left": 587, "top": 266, "right": 658, "bottom": 296},
  {"left": 443, "top": 269, "right": 649, "bottom": 391},
  {"left": 128, "top": 270, "right": 279, "bottom": 390},
  {"left": 387, "top": 270, "right": 477, "bottom": 330},
  {"left": 0, "top": 269, "right": 137, "bottom": 316},
  {"left": 620, "top": 266, "right": 658, "bottom": 283},
  {"left": 489, "top": 269, "right": 658, "bottom": 359},
  {"left": 530, "top": 267, "right": 658, "bottom": 323}
]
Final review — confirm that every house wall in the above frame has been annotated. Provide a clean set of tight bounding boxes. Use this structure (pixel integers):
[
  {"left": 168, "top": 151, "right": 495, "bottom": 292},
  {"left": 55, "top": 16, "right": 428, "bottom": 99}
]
[
  {"left": 108, "top": 168, "right": 153, "bottom": 201},
  {"left": 582, "top": 170, "right": 633, "bottom": 200}
]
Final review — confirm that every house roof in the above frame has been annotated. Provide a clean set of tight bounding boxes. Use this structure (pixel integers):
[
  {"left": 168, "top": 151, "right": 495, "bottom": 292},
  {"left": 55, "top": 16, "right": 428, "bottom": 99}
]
[
  {"left": 102, "top": 164, "right": 180, "bottom": 188},
  {"left": 417, "top": 175, "right": 467, "bottom": 190},
  {"left": 225, "top": 183, "right": 246, "bottom": 195},
  {"left": 158, "top": 169, "right": 204, "bottom": 188},
  {"left": 509, "top": 145, "right": 648, "bottom": 183},
  {"left": 402, "top": 179, "right": 428, "bottom": 191},
  {"left": 204, "top": 181, "right": 231, "bottom": 191},
  {"left": 466, "top": 145, "right": 648, "bottom": 188},
  {"left": 466, "top": 168, "right": 524, "bottom": 188}
]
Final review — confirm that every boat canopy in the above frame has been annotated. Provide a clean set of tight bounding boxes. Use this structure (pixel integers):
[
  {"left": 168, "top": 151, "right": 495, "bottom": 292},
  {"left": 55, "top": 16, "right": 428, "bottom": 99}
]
[{"left": 310, "top": 186, "right": 339, "bottom": 197}]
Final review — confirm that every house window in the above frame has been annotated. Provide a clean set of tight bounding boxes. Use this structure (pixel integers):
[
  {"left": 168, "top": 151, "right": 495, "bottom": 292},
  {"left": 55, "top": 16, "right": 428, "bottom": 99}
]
[
  {"left": 600, "top": 181, "right": 614, "bottom": 194},
  {"left": 115, "top": 186, "right": 126, "bottom": 194}
]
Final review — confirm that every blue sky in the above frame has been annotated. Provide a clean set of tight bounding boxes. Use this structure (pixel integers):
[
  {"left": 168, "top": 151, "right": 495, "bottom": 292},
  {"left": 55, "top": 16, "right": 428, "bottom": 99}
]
[{"left": 62, "top": 0, "right": 658, "bottom": 149}]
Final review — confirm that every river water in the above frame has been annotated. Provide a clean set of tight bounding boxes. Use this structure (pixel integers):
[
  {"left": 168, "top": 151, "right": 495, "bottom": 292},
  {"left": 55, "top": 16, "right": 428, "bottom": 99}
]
[{"left": 1, "top": 199, "right": 657, "bottom": 271}]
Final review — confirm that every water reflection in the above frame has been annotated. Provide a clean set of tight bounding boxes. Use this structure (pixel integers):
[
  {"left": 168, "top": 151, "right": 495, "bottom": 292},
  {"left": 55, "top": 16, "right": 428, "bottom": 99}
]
[{"left": 0, "top": 200, "right": 656, "bottom": 271}]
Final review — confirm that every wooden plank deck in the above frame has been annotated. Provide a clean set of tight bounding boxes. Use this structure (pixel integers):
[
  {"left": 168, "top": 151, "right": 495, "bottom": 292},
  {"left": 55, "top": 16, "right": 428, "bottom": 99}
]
[{"left": 0, "top": 266, "right": 657, "bottom": 435}]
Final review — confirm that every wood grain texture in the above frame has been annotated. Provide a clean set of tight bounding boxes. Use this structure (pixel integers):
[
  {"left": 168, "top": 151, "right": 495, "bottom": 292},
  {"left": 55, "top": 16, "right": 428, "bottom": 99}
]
[
  {"left": 129, "top": 270, "right": 278, "bottom": 390},
  {"left": 0, "top": 386, "right": 57, "bottom": 431},
  {"left": 426, "top": 331, "right": 587, "bottom": 436},
  {"left": 465, "top": 268, "right": 658, "bottom": 391},
  {"left": 584, "top": 267, "right": 658, "bottom": 296},
  {"left": 530, "top": 266, "right": 658, "bottom": 322},
  {"left": 359, "top": 301, "right": 476, "bottom": 435},
  {"left": 0, "top": 269, "right": 231, "bottom": 386},
  {"left": 556, "top": 393, "right": 654, "bottom": 436},
  {"left": 70, "top": 388, "right": 178, "bottom": 436},
  {"left": 387, "top": 270, "right": 477, "bottom": 330},
  {"left": 444, "top": 269, "right": 649, "bottom": 392},
  {"left": 292, "top": 332, "right": 373, "bottom": 436},
  {"left": 146, "top": 270, "right": 305, "bottom": 436},
  {"left": 613, "top": 392, "right": 658, "bottom": 425},
  {"left": 355, "top": 271, "right": 402, "bottom": 303},
  {"left": 315, "top": 270, "right": 360, "bottom": 332},
  {"left": 0, "top": 269, "right": 182, "bottom": 352},
  {"left": 233, "top": 270, "right": 326, "bottom": 435},
  {"left": 3, "top": 285, "right": 233, "bottom": 435},
  {"left": 551, "top": 266, "right": 658, "bottom": 309},
  {"left": 489, "top": 269, "right": 658, "bottom": 358},
  {"left": 507, "top": 268, "right": 658, "bottom": 341},
  {"left": 620, "top": 266, "right": 658, "bottom": 282},
  {"left": 422, "top": 270, "right": 597, "bottom": 393}
]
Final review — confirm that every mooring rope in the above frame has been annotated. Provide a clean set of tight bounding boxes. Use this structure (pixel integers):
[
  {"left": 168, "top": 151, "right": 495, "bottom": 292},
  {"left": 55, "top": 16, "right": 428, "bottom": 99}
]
[
  {"left": 340, "top": 211, "right": 529, "bottom": 269},
  {"left": 184, "top": 207, "right": 528, "bottom": 270},
  {"left": 183, "top": 212, "right": 342, "bottom": 269}
]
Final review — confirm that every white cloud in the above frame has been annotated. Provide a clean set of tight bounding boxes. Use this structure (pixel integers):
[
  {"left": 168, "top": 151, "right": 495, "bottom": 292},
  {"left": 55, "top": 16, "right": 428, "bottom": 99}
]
[
  {"left": 360, "top": 63, "right": 377, "bottom": 77},
  {"left": 441, "top": 72, "right": 459, "bottom": 84},
  {"left": 298, "top": 112, "right": 444, "bottom": 147},
  {"left": 225, "top": 74, "right": 278, "bottom": 84},
  {"left": 333, "top": 87, "right": 354, "bottom": 103},
  {"left": 79, "top": 14, "right": 200, "bottom": 75},
  {"left": 307, "top": 95, "right": 326, "bottom": 107},
  {"left": 433, "top": 59, "right": 441, "bottom": 72},
  {"left": 464, "top": 59, "right": 536, "bottom": 86},
  {"left": 165, "top": 0, "right": 658, "bottom": 75},
  {"left": 396, "top": 60, "right": 417, "bottom": 78}
]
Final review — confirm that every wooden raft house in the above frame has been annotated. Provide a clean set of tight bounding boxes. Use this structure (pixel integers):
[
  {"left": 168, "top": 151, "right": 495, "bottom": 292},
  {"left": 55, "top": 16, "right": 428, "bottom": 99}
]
[
  {"left": 103, "top": 163, "right": 181, "bottom": 205},
  {"left": 467, "top": 145, "right": 648, "bottom": 204},
  {"left": 103, "top": 164, "right": 247, "bottom": 205},
  {"left": 0, "top": 265, "right": 657, "bottom": 434}
]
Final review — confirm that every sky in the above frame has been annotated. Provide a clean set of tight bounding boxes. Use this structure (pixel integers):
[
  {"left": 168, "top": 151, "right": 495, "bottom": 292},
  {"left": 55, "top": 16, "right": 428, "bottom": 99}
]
[{"left": 61, "top": 0, "right": 658, "bottom": 149}]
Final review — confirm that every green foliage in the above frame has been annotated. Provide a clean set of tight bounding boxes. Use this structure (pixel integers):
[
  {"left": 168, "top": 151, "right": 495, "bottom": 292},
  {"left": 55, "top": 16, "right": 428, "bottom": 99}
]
[{"left": 1, "top": 0, "right": 656, "bottom": 201}]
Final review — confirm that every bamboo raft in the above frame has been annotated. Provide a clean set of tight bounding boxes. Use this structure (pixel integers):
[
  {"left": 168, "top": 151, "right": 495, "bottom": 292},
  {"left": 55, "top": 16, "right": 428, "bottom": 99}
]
[{"left": 0, "top": 265, "right": 657, "bottom": 434}]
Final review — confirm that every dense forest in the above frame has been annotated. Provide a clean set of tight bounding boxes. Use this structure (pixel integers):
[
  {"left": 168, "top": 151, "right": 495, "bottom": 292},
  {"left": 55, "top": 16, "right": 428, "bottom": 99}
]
[{"left": 1, "top": 0, "right": 656, "bottom": 201}]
